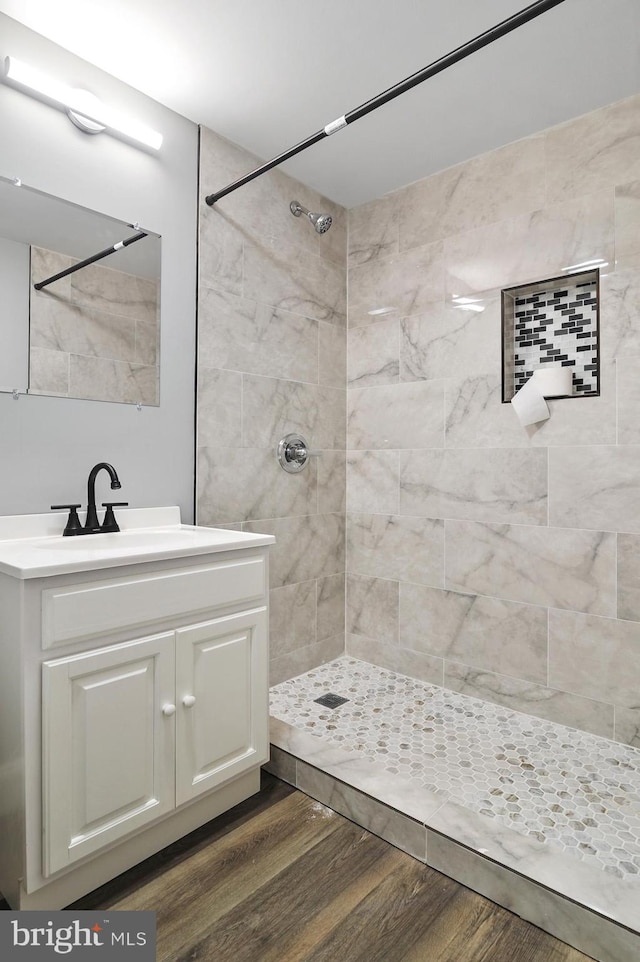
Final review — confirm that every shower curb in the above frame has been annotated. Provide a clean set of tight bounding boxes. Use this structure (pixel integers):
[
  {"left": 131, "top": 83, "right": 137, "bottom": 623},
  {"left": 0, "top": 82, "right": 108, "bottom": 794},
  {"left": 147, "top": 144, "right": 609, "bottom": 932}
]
[{"left": 266, "top": 717, "right": 640, "bottom": 962}]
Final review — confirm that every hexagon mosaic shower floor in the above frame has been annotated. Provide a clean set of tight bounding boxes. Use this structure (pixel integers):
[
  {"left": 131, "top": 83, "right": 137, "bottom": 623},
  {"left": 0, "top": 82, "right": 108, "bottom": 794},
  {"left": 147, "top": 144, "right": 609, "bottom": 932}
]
[{"left": 270, "top": 657, "right": 640, "bottom": 881}]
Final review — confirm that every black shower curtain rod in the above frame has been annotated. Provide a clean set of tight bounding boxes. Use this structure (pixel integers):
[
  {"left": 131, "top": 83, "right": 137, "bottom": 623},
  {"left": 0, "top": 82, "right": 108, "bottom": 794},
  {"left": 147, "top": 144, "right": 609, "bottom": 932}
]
[
  {"left": 205, "top": 0, "right": 566, "bottom": 207},
  {"left": 33, "top": 230, "right": 148, "bottom": 291}
]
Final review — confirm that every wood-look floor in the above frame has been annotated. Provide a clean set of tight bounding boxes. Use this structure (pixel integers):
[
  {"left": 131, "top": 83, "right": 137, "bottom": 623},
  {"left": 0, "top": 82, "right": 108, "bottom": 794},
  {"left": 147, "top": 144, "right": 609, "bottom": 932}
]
[{"left": 3, "top": 773, "right": 592, "bottom": 961}]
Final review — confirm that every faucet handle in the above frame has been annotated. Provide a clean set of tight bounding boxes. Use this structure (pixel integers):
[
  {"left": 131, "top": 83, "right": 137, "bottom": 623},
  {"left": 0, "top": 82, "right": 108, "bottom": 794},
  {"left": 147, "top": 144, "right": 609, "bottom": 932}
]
[
  {"left": 51, "top": 504, "right": 83, "bottom": 537},
  {"left": 101, "top": 502, "right": 129, "bottom": 533}
]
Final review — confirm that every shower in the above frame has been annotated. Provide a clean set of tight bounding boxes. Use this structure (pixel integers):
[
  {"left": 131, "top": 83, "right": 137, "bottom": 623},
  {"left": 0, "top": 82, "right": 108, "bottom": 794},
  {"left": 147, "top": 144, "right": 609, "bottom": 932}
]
[{"left": 290, "top": 200, "right": 332, "bottom": 234}]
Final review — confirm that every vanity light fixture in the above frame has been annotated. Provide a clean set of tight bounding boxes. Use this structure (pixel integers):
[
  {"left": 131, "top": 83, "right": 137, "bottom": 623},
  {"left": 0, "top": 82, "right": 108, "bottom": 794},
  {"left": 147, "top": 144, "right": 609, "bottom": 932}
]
[{"left": 2, "top": 56, "right": 163, "bottom": 151}]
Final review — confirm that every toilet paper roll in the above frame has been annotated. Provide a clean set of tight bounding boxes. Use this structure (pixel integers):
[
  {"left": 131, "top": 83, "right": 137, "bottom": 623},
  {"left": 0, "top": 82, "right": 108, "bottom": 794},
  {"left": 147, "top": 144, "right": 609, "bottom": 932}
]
[{"left": 511, "top": 366, "right": 573, "bottom": 427}]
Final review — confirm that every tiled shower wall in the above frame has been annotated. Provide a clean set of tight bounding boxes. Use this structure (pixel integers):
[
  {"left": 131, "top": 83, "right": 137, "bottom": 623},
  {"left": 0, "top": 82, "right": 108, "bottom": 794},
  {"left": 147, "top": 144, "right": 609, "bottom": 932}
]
[
  {"left": 29, "top": 247, "right": 160, "bottom": 405},
  {"left": 346, "top": 92, "right": 640, "bottom": 749},
  {"left": 197, "top": 127, "right": 347, "bottom": 684}
]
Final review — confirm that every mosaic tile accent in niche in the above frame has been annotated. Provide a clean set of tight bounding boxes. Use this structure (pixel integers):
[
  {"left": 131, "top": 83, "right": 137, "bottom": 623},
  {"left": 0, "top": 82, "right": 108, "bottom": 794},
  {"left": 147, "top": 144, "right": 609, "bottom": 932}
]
[
  {"left": 501, "top": 269, "right": 599, "bottom": 402},
  {"left": 271, "top": 658, "right": 640, "bottom": 881}
]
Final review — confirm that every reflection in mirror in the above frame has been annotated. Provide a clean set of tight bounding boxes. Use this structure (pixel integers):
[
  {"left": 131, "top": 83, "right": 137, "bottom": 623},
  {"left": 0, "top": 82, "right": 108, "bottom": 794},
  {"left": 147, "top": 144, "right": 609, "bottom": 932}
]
[{"left": 0, "top": 176, "right": 161, "bottom": 405}]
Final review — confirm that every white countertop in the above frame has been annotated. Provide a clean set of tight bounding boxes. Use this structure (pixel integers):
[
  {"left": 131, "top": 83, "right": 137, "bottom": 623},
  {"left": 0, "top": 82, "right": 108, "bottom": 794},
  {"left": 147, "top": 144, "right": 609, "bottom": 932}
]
[{"left": 0, "top": 507, "right": 274, "bottom": 579}]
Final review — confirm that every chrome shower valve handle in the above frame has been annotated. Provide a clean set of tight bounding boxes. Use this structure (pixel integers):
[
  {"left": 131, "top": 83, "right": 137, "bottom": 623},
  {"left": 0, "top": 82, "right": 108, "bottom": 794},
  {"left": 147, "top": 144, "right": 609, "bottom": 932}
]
[{"left": 277, "top": 433, "right": 321, "bottom": 473}]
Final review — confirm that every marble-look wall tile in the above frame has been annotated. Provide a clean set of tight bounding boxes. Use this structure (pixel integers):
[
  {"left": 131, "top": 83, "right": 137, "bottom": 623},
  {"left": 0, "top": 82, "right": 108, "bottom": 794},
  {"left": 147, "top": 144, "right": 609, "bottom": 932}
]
[
  {"left": 445, "top": 520, "right": 616, "bottom": 617},
  {"left": 345, "top": 633, "right": 444, "bottom": 686},
  {"left": 399, "top": 448, "right": 548, "bottom": 525},
  {"left": 347, "top": 381, "right": 444, "bottom": 451},
  {"left": 549, "top": 608, "right": 640, "bottom": 708},
  {"left": 617, "top": 533, "right": 640, "bottom": 622},
  {"left": 198, "top": 125, "right": 347, "bottom": 685},
  {"left": 30, "top": 295, "right": 137, "bottom": 361},
  {"left": 545, "top": 94, "right": 640, "bottom": 203},
  {"left": 30, "top": 247, "right": 72, "bottom": 297},
  {"left": 318, "top": 450, "right": 346, "bottom": 514},
  {"left": 30, "top": 247, "right": 159, "bottom": 405},
  {"left": 71, "top": 264, "right": 158, "bottom": 323},
  {"left": 241, "top": 375, "right": 316, "bottom": 448},
  {"left": 600, "top": 269, "right": 640, "bottom": 359},
  {"left": 244, "top": 239, "right": 346, "bottom": 326},
  {"left": 444, "top": 192, "right": 614, "bottom": 297},
  {"left": 347, "top": 573, "right": 399, "bottom": 644},
  {"left": 348, "top": 241, "right": 444, "bottom": 329},
  {"left": 317, "top": 573, "right": 345, "bottom": 642},
  {"left": 269, "top": 580, "right": 317, "bottom": 658},
  {"left": 614, "top": 707, "right": 640, "bottom": 749},
  {"left": 32, "top": 245, "right": 158, "bottom": 325},
  {"left": 444, "top": 374, "right": 523, "bottom": 449},
  {"left": 241, "top": 376, "right": 345, "bottom": 450},
  {"left": 399, "top": 583, "right": 547, "bottom": 684},
  {"left": 198, "top": 447, "right": 317, "bottom": 524},
  {"left": 445, "top": 362, "right": 616, "bottom": 449},
  {"left": 549, "top": 445, "right": 640, "bottom": 532},
  {"left": 69, "top": 355, "right": 157, "bottom": 405},
  {"left": 337, "top": 99, "right": 640, "bottom": 732},
  {"left": 196, "top": 368, "right": 242, "bottom": 448},
  {"left": 319, "top": 322, "right": 346, "bottom": 388},
  {"left": 346, "top": 450, "right": 400, "bottom": 515},
  {"left": 445, "top": 661, "right": 614, "bottom": 738},
  {"left": 614, "top": 179, "right": 640, "bottom": 271},
  {"left": 198, "top": 208, "right": 243, "bottom": 296},
  {"left": 347, "top": 513, "right": 444, "bottom": 588},
  {"left": 400, "top": 297, "right": 501, "bottom": 382},
  {"left": 398, "top": 136, "right": 545, "bottom": 250},
  {"left": 347, "top": 194, "right": 399, "bottom": 268},
  {"left": 243, "top": 514, "right": 345, "bottom": 588},
  {"left": 347, "top": 319, "right": 400, "bottom": 388},
  {"left": 269, "top": 633, "right": 344, "bottom": 687},
  {"left": 616, "top": 356, "right": 640, "bottom": 444},
  {"left": 28, "top": 347, "right": 69, "bottom": 395},
  {"left": 200, "top": 129, "right": 308, "bottom": 252},
  {"left": 198, "top": 286, "right": 318, "bottom": 383},
  {"left": 199, "top": 127, "right": 346, "bottom": 267},
  {"left": 135, "top": 317, "right": 159, "bottom": 366},
  {"left": 295, "top": 762, "right": 427, "bottom": 861},
  {"left": 315, "top": 387, "right": 347, "bottom": 450}
]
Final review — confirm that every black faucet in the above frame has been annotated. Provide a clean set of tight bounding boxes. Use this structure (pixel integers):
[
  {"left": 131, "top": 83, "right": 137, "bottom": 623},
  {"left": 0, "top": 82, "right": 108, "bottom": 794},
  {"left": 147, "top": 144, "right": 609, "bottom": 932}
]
[
  {"left": 51, "top": 462, "right": 128, "bottom": 536},
  {"left": 84, "top": 463, "right": 124, "bottom": 534}
]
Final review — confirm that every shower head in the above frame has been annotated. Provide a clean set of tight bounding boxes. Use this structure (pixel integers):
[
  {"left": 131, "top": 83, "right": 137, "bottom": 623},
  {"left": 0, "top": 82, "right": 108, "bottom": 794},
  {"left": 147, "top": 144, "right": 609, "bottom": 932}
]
[{"left": 290, "top": 200, "right": 332, "bottom": 234}]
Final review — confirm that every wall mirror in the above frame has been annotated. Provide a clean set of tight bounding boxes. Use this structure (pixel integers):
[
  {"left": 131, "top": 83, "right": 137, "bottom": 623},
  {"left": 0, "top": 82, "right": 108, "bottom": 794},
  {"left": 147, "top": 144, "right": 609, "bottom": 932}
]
[{"left": 0, "top": 176, "right": 161, "bottom": 405}]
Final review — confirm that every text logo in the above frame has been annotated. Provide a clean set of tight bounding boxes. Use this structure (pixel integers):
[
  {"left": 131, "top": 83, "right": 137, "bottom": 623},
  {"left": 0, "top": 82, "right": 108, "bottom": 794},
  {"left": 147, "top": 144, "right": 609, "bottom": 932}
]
[{"left": 1, "top": 912, "right": 156, "bottom": 960}]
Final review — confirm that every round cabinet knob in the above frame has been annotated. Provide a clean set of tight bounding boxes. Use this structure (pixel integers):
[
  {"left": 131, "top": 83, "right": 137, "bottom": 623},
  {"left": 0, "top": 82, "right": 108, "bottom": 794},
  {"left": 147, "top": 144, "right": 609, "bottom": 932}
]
[
  {"left": 182, "top": 695, "right": 196, "bottom": 708},
  {"left": 162, "top": 704, "right": 176, "bottom": 717}
]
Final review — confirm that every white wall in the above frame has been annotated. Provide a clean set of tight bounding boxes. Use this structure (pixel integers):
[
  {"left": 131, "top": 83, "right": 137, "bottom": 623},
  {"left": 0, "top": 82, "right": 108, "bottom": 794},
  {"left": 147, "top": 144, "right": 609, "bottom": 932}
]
[
  {"left": 0, "top": 236, "right": 29, "bottom": 391},
  {"left": 0, "top": 14, "right": 198, "bottom": 519}
]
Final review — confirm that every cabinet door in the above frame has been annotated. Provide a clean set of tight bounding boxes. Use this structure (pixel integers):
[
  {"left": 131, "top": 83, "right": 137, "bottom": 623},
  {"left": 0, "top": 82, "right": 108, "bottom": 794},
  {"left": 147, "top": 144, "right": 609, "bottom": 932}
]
[
  {"left": 175, "top": 608, "right": 268, "bottom": 806},
  {"left": 42, "top": 632, "right": 175, "bottom": 877}
]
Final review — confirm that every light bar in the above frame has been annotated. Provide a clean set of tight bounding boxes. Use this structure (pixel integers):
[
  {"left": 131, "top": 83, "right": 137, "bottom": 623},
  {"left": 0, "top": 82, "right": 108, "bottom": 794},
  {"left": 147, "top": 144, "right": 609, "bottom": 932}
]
[{"left": 3, "top": 56, "right": 162, "bottom": 151}]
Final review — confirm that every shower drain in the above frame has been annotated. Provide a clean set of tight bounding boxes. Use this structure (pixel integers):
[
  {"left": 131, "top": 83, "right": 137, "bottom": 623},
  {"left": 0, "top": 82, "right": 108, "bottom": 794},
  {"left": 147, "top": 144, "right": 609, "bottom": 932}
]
[{"left": 314, "top": 693, "right": 349, "bottom": 709}]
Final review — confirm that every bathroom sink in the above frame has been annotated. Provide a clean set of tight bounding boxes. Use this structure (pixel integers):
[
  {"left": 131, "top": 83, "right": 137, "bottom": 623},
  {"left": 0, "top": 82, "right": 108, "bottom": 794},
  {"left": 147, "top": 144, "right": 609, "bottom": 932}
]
[
  {"left": 0, "top": 507, "right": 274, "bottom": 579},
  {"left": 34, "top": 527, "right": 235, "bottom": 550}
]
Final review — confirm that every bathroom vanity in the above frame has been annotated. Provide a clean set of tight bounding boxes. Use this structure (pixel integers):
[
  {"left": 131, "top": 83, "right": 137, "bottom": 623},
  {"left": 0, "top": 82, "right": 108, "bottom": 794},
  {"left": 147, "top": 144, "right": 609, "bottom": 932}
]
[{"left": 0, "top": 507, "right": 274, "bottom": 909}]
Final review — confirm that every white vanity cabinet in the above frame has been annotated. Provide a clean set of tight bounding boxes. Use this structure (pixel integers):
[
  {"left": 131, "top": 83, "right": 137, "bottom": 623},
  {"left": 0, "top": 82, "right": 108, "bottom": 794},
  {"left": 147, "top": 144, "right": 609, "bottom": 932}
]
[
  {"left": 0, "top": 508, "right": 274, "bottom": 910},
  {"left": 43, "top": 607, "right": 266, "bottom": 877}
]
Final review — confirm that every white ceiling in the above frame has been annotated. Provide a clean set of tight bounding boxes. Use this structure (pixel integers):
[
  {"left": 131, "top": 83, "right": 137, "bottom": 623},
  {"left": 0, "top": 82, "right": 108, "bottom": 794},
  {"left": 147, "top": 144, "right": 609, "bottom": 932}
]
[{"left": 1, "top": 0, "right": 639, "bottom": 208}]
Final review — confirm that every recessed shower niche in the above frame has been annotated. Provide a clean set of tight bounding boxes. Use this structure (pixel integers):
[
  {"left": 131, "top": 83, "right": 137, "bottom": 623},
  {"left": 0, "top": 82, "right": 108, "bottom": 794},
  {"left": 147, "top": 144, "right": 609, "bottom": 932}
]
[{"left": 501, "top": 269, "right": 600, "bottom": 403}]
